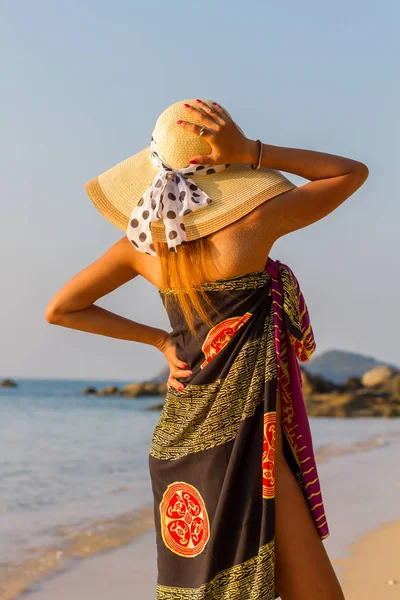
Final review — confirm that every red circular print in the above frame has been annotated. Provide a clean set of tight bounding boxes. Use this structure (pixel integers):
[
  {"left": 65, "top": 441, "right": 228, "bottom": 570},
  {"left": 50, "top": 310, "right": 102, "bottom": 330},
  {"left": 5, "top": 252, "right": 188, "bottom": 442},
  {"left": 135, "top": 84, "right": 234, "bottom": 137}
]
[
  {"left": 159, "top": 482, "right": 210, "bottom": 557},
  {"left": 201, "top": 312, "right": 252, "bottom": 369},
  {"left": 262, "top": 411, "right": 276, "bottom": 499}
]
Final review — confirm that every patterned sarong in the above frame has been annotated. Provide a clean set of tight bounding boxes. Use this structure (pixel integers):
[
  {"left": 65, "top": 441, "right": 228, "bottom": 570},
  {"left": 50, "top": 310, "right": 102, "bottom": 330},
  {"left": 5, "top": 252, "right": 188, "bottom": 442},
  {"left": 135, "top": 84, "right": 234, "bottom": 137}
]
[{"left": 149, "top": 257, "right": 329, "bottom": 600}]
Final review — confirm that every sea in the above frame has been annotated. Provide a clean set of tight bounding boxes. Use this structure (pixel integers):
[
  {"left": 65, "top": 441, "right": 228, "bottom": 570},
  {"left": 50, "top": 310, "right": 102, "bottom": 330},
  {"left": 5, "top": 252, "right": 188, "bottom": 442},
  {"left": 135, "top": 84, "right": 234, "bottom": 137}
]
[{"left": 1, "top": 378, "right": 399, "bottom": 600}]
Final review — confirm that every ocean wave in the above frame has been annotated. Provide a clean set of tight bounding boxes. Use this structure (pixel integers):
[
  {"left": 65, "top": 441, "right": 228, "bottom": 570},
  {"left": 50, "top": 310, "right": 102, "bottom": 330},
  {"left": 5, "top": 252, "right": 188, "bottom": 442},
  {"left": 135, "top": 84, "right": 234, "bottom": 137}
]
[
  {"left": 314, "top": 429, "right": 400, "bottom": 463},
  {"left": 0, "top": 504, "right": 154, "bottom": 600}
]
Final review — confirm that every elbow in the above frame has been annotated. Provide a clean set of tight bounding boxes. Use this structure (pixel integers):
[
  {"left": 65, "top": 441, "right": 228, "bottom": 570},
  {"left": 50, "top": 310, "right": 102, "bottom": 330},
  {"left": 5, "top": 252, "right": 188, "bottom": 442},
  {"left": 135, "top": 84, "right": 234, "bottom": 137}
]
[
  {"left": 45, "top": 302, "right": 64, "bottom": 325},
  {"left": 353, "top": 161, "right": 369, "bottom": 183}
]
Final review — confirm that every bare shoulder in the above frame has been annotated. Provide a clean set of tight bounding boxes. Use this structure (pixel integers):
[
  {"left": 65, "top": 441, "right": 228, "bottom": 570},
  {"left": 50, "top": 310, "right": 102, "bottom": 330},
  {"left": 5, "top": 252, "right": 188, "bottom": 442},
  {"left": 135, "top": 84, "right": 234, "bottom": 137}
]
[
  {"left": 115, "top": 235, "right": 163, "bottom": 287},
  {"left": 87, "top": 234, "right": 141, "bottom": 278},
  {"left": 111, "top": 235, "right": 141, "bottom": 270}
]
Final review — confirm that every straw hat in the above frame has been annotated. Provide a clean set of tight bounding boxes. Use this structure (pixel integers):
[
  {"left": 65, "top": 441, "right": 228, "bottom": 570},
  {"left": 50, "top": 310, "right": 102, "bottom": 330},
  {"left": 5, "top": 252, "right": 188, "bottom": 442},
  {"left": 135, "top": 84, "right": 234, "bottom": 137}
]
[{"left": 84, "top": 98, "right": 297, "bottom": 246}]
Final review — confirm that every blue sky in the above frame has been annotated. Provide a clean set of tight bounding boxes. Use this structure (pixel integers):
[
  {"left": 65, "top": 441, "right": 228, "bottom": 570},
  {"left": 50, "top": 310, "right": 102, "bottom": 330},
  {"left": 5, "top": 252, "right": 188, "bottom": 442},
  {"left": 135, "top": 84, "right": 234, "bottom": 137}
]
[{"left": 1, "top": 0, "right": 399, "bottom": 380}]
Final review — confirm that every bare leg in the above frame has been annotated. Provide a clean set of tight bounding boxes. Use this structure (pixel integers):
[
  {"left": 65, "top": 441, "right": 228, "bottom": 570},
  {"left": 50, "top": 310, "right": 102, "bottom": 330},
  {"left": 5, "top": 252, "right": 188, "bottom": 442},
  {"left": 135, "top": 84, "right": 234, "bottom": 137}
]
[{"left": 274, "top": 387, "right": 346, "bottom": 600}]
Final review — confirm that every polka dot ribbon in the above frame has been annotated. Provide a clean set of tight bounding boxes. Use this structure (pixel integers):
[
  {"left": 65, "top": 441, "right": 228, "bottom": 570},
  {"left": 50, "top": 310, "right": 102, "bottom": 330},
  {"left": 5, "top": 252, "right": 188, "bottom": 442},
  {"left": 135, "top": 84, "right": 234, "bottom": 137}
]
[{"left": 126, "top": 137, "right": 231, "bottom": 255}]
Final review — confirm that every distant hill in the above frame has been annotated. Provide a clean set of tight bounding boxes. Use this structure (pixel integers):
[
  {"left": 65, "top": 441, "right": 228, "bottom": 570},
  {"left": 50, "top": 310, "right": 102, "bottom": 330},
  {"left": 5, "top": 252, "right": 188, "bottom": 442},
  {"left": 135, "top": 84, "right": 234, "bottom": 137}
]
[
  {"left": 305, "top": 349, "right": 399, "bottom": 384},
  {"left": 152, "top": 349, "right": 399, "bottom": 386}
]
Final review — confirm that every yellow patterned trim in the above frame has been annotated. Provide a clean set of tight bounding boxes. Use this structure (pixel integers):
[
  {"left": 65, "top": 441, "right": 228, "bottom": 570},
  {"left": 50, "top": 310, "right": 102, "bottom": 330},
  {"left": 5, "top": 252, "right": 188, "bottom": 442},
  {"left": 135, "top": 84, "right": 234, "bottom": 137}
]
[
  {"left": 278, "top": 264, "right": 316, "bottom": 362},
  {"left": 156, "top": 538, "right": 276, "bottom": 600},
  {"left": 160, "top": 270, "right": 271, "bottom": 296},
  {"left": 150, "top": 310, "right": 277, "bottom": 461},
  {"left": 279, "top": 266, "right": 302, "bottom": 330}
]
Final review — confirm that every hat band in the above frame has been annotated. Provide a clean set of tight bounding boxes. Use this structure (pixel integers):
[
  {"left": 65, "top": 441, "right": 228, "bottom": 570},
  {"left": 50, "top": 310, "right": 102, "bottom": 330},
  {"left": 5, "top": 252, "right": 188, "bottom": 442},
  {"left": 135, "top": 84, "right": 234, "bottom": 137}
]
[{"left": 126, "top": 137, "right": 230, "bottom": 256}]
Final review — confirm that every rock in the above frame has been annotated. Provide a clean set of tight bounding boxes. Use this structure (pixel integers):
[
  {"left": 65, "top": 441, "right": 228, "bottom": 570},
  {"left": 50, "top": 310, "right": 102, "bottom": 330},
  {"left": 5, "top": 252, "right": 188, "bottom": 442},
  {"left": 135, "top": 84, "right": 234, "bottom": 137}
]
[
  {"left": 300, "top": 369, "right": 314, "bottom": 395},
  {"left": 304, "top": 387, "right": 400, "bottom": 418},
  {"left": 311, "top": 374, "right": 337, "bottom": 393},
  {"left": 82, "top": 386, "right": 97, "bottom": 395},
  {"left": 122, "top": 383, "right": 141, "bottom": 397},
  {"left": 122, "top": 382, "right": 167, "bottom": 398},
  {"left": 361, "top": 365, "right": 398, "bottom": 388},
  {"left": 97, "top": 385, "right": 121, "bottom": 396},
  {"left": 345, "top": 376, "right": 363, "bottom": 390},
  {"left": 381, "top": 405, "right": 399, "bottom": 418},
  {"left": 390, "top": 373, "right": 400, "bottom": 398},
  {"left": 300, "top": 369, "right": 337, "bottom": 394},
  {"left": 1, "top": 378, "right": 17, "bottom": 387},
  {"left": 92, "top": 381, "right": 167, "bottom": 398}
]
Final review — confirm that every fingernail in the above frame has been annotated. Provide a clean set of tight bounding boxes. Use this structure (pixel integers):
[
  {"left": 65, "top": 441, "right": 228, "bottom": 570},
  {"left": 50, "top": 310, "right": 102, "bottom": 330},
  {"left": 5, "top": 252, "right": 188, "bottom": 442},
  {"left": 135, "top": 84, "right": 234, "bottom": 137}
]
[
  {"left": 184, "top": 103, "right": 190, "bottom": 108},
  {"left": 212, "top": 102, "right": 217, "bottom": 105},
  {"left": 178, "top": 385, "right": 184, "bottom": 391},
  {"left": 189, "top": 160, "right": 198, "bottom": 164},
  {"left": 177, "top": 120, "right": 183, "bottom": 124},
  {"left": 183, "top": 363, "right": 188, "bottom": 368},
  {"left": 196, "top": 99, "right": 202, "bottom": 103}
]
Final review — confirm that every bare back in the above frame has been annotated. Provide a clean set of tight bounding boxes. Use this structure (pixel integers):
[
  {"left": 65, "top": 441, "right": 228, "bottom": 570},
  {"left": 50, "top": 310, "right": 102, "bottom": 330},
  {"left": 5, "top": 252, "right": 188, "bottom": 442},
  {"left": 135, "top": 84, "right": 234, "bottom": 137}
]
[{"left": 132, "top": 198, "right": 278, "bottom": 290}]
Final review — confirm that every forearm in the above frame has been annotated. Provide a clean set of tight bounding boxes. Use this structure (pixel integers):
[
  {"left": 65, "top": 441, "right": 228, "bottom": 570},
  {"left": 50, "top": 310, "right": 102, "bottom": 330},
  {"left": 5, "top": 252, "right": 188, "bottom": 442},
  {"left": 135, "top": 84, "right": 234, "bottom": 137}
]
[
  {"left": 47, "top": 304, "right": 168, "bottom": 349},
  {"left": 244, "top": 139, "right": 367, "bottom": 182}
]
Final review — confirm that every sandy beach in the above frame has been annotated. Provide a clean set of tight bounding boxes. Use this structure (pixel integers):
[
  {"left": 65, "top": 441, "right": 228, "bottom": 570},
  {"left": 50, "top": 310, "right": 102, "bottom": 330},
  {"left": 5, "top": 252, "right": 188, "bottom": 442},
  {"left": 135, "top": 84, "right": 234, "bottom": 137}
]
[
  {"left": 22, "top": 427, "right": 400, "bottom": 600},
  {"left": 23, "top": 521, "right": 400, "bottom": 600},
  {"left": 334, "top": 518, "right": 400, "bottom": 599}
]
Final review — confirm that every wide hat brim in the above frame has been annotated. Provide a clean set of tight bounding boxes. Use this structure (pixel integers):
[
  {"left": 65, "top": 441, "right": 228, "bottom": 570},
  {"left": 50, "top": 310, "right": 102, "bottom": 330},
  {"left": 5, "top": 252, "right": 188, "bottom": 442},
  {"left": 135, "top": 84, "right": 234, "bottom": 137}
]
[
  {"left": 85, "top": 149, "right": 296, "bottom": 243},
  {"left": 85, "top": 97, "right": 297, "bottom": 243}
]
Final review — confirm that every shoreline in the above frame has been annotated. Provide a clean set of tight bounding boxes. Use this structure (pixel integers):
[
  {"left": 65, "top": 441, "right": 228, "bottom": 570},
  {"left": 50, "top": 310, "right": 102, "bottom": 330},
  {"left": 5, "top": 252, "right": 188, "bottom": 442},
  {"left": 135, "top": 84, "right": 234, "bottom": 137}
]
[
  {"left": 15, "top": 428, "right": 400, "bottom": 599},
  {"left": 22, "top": 518, "right": 400, "bottom": 600},
  {"left": 332, "top": 518, "right": 400, "bottom": 598}
]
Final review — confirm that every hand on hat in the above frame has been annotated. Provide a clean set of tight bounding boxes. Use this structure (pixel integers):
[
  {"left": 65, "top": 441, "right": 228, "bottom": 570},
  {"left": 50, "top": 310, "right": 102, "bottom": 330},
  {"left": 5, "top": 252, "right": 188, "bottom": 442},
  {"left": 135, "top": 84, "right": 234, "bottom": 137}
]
[{"left": 177, "top": 99, "right": 259, "bottom": 167}]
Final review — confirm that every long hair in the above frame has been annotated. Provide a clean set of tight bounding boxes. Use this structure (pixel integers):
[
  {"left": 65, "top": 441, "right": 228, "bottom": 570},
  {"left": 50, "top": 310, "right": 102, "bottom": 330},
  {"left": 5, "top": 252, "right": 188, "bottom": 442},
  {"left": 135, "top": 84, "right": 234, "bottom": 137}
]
[{"left": 154, "top": 237, "right": 223, "bottom": 338}]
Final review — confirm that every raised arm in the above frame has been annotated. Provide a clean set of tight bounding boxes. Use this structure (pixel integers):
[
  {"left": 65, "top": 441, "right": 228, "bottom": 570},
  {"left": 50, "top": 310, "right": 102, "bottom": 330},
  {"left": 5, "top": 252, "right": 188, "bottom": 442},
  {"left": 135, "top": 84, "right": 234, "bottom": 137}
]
[
  {"left": 243, "top": 140, "right": 369, "bottom": 239},
  {"left": 178, "top": 99, "right": 369, "bottom": 240}
]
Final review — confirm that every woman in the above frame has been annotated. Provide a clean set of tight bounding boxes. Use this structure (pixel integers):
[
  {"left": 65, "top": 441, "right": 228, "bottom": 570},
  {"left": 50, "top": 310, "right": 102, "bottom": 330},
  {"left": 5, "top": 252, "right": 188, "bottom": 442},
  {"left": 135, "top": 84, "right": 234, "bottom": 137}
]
[{"left": 45, "top": 98, "right": 368, "bottom": 600}]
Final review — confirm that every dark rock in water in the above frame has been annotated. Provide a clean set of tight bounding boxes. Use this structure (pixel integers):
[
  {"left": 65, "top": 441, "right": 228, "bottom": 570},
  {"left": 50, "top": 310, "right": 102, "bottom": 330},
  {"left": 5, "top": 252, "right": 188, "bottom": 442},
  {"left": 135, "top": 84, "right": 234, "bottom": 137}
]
[
  {"left": 1, "top": 378, "right": 17, "bottom": 387},
  {"left": 304, "top": 386, "right": 400, "bottom": 418},
  {"left": 96, "top": 385, "right": 121, "bottom": 396},
  {"left": 82, "top": 386, "right": 97, "bottom": 395},
  {"left": 122, "top": 382, "right": 167, "bottom": 398},
  {"left": 300, "top": 368, "right": 337, "bottom": 394},
  {"left": 310, "top": 374, "right": 337, "bottom": 394},
  {"left": 147, "top": 402, "right": 165, "bottom": 411},
  {"left": 345, "top": 376, "right": 363, "bottom": 390},
  {"left": 83, "top": 381, "right": 168, "bottom": 398}
]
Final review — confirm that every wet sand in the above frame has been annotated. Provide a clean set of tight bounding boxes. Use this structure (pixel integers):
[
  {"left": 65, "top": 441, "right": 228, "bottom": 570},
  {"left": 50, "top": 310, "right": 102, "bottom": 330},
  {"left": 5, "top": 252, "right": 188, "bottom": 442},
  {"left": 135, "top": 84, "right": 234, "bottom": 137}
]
[
  {"left": 23, "top": 530, "right": 157, "bottom": 600},
  {"left": 24, "top": 430, "right": 400, "bottom": 599}
]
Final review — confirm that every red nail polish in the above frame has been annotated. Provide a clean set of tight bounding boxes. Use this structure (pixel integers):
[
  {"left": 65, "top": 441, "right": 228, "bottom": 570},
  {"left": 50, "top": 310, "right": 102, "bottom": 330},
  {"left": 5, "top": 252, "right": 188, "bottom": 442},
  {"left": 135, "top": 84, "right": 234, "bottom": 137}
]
[
  {"left": 212, "top": 102, "right": 217, "bottom": 105},
  {"left": 179, "top": 385, "right": 184, "bottom": 391},
  {"left": 196, "top": 99, "right": 201, "bottom": 103},
  {"left": 189, "top": 160, "right": 198, "bottom": 164},
  {"left": 184, "top": 103, "right": 190, "bottom": 108},
  {"left": 177, "top": 120, "right": 183, "bottom": 124}
]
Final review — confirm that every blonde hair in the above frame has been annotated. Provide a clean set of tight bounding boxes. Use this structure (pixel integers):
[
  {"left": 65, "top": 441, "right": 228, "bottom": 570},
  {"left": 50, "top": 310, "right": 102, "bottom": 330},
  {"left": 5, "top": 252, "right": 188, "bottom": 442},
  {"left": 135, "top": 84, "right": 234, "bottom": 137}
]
[{"left": 155, "top": 238, "right": 223, "bottom": 338}]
